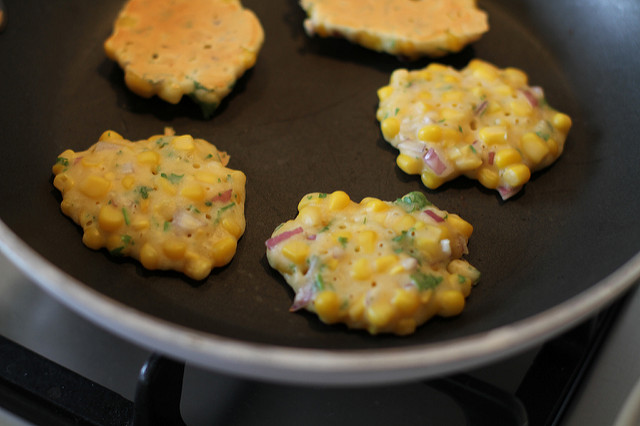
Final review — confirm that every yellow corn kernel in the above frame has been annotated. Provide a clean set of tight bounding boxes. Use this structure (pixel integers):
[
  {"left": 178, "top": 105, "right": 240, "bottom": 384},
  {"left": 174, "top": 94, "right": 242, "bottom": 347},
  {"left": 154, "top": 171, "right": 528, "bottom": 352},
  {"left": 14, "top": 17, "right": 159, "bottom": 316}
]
[
  {"left": 443, "top": 74, "right": 460, "bottom": 84},
  {"left": 504, "top": 67, "right": 528, "bottom": 86},
  {"left": 421, "top": 170, "right": 446, "bottom": 189},
  {"left": 454, "top": 153, "right": 483, "bottom": 171},
  {"left": 494, "top": 148, "right": 522, "bottom": 168},
  {"left": 377, "top": 85, "right": 394, "bottom": 102},
  {"left": 222, "top": 218, "right": 244, "bottom": 238},
  {"left": 553, "top": 113, "right": 572, "bottom": 133},
  {"left": 195, "top": 171, "right": 217, "bottom": 184},
  {"left": 478, "top": 126, "right": 507, "bottom": 145},
  {"left": 184, "top": 253, "right": 212, "bottom": 281},
  {"left": 440, "top": 108, "right": 465, "bottom": 122},
  {"left": 99, "top": 130, "right": 123, "bottom": 141},
  {"left": 547, "top": 138, "right": 559, "bottom": 156},
  {"left": 325, "top": 258, "right": 339, "bottom": 270},
  {"left": 495, "top": 84, "right": 515, "bottom": 97},
  {"left": 366, "top": 301, "right": 394, "bottom": 329},
  {"left": 121, "top": 175, "right": 135, "bottom": 190},
  {"left": 351, "top": 258, "right": 372, "bottom": 280},
  {"left": 392, "top": 288, "right": 420, "bottom": 314},
  {"left": 396, "top": 154, "right": 423, "bottom": 175},
  {"left": 441, "top": 90, "right": 464, "bottom": 103},
  {"left": 136, "top": 151, "right": 160, "bottom": 165},
  {"left": 348, "top": 295, "right": 366, "bottom": 322},
  {"left": 447, "top": 259, "right": 481, "bottom": 283},
  {"left": 471, "top": 87, "right": 485, "bottom": 98},
  {"left": 172, "top": 135, "right": 195, "bottom": 151},
  {"left": 82, "top": 227, "right": 103, "bottom": 250},
  {"left": 393, "top": 215, "right": 416, "bottom": 233},
  {"left": 437, "top": 290, "right": 465, "bottom": 317},
  {"left": 477, "top": 167, "right": 500, "bottom": 189},
  {"left": 357, "top": 32, "right": 382, "bottom": 50},
  {"left": 414, "top": 69, "right": 433, "bottom": 81},
  {"left": 520, "top": 132, "right": 550, "bottom": 164},
  {"left": 395, "top": 318, "right": 418, "bottom": 336},
  {"left": 211, "top": 236, "right": 237, "bottom": 266},
  {"left": 314, "top": 291, "right": 341, "bottom": 324},
  {"left": 98, "top": 205, "right": 124, "bottom": 232},
  {"left": 52, "top": 150, "right": 74, "bottom": 174},
  {"left": 502, "top": 164, "right": 531, "bottom": 187},
  {"left": 132, "top": 219, "right": 150, "bottom": 231},
  {"left": 357, "top": 230, "right": 377, "bottom": 254},
  {"left": 79, "top": 175, "right": 111, "bottom": 199},
  {"left": 375, "top": 254, "right": 398, "bottom": 273},
  {"left": 510, "top": 99, "right": 533, "bottom": 116},
  {"left": 282, "top": 240, "right": 309, "bottom": 264},
  {"left": 124, "top": 71, "right": 155, "bottom": 98},
  {"left": 470, "top": 60, "right": 498, "bottom": 81},
  {"left": 158, "top": 177, "right": 177, "bottom": 195},
  {"left": 364, "top": 198, "right": 389, "bottom": 213},
  {"left": 418, "top": 124, "right": 443, "bottom": 142},
  {"left": 180, "top": 182, "right": 205, "bottom": 202},
  {"left": 331, "top": 230, "right": 352, "bottom": 245},
  {"left": 389, "top": 264, "right": 405, "bottom": 275},
  {"left": 446, "top": 214, "right": 473, "bottom": 239},
  {"left": 297, "top": 206, "right": 322, "bottom": 227},
  {"left": 487, "top": 102, "right": 503, "bottom": 115},
  {"left": 426, "top": 63, "right": 448, "bottom": 73},
  {"left": 140, "top": 243, "right": 159, "bottom": 270},
  {"left": 80, "top": 156, "right": 100, "bottom": 168},
  {"left": 53, "top": 173, "right": 74, "bottom": 192},
  {"left": 415, "top": 235, "right": 441, "bottom": 258},
  {"left": 60, "top": 200, "right": 74, "bottom": 216},
  {"left": 442, "top": 128, "right": 462, "bottom": 144},
  {"left": 328, "top": 190, "right": 350, "bottom": 211},
  {"left": 163, "top": 239, "right": 187, "bottom": 260},
  {"left": 381, "top": 117, "right": 400, "bottom": 140}
]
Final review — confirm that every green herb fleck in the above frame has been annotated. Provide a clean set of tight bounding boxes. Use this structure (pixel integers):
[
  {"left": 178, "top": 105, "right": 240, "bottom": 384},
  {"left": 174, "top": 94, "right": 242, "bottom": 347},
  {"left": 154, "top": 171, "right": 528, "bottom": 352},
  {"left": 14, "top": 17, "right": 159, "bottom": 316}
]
[
  {"left": 163, "top": 221, "right": 171, "bottom": 232},
  {"left": 121, "top": 208, "right": 130, "bottom": 225},
  {"left": 219, "top": 202, "right": 235, "bottom": 213},
  {"left": 314, "top": 273, "right": 325, "bottom": 291},
  {"left": 338, "top": 236, "right": 348, "bottom": 248},
  {"left": 458, "top": 274, "right": 467, "bottom": 284},
  {"left": 160, "top": 173, "right": 184, "bottom": 184},
  {"left": 56, "top": 157, "right": 69, "bottom": 167},
  {"left": 205, "top": 201, "right": 212, "bottom": 207},
  {"left": 205, "top": 153, "right": 213, "bottom": 159},
  {"left": 395, "top": 191, "right": 431, "bottom": 213},
  {"left": 136, "top": 186, "right": 153, "bottom": 200},
  {"left": 410, "top": 272, "right": 443, "bottom": 291},
  {"left": 469, "top": 145, "right": 477, "bottom": 154},
  {"left": 318, "top": 193, "right": 328, "bottom": 199}
]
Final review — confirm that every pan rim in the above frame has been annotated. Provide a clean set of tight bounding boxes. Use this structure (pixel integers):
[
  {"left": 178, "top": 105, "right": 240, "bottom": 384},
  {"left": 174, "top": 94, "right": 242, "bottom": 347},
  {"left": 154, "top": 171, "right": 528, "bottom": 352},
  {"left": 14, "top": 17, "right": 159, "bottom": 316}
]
[{"left": 1, "top": 218, "right": 639, "bottom": 386}]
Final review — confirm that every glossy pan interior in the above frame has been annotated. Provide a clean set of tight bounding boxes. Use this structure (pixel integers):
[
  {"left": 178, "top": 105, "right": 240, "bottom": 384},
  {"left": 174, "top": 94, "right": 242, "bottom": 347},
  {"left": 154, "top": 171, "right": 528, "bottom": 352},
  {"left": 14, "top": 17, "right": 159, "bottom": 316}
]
[{"left": 1, "top": 0, "right": 639, "bottom": 384}]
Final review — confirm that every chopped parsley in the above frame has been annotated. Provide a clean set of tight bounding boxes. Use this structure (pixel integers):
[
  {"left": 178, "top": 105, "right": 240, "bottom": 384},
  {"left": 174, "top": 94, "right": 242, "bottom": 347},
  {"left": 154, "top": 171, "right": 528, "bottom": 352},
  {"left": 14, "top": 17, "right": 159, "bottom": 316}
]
[
  {"left": 163, "top": 221, "right": 171, "bottom": 232},
  {"left": 395, "top": 191, "right": 431, "bottom": 213},
  {"left": 337, "top": 236, "right": 348, "bottom": 248},
  {"left": 136, "top": 186, "right": 153, "bottom": 200},
  {"left": 314, "top": 273, "right": 326, "bottom": 291},
  {"left": 410, "top": 272, "right": 443, "bottom": 291},
  {"left": 55, "top": 157, "right": 69, "bottom": 167},
  {"left": 318, "top": 193, "right": 328, "bottom": 199},
  {"left": 121, "top": 207, "right": 130, "bottom": 225},
  {"left": 160, "top": 173, "right": 184, "bottom": 184}
]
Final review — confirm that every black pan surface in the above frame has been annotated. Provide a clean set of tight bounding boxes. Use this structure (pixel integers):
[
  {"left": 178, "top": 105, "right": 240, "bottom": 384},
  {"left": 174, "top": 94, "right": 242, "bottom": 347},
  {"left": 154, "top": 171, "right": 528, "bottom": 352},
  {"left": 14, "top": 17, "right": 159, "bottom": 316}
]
[{"left": 1, "top": 0, "right": 640, "bottom": 384}]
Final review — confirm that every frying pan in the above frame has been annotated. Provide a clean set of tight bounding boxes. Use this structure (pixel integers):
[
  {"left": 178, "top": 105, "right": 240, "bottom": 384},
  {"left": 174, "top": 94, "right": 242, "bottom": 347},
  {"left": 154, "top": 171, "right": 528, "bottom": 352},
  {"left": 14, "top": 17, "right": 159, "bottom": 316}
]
[{"left": 1, "top": 0, "right": 639, "bottom": 386}]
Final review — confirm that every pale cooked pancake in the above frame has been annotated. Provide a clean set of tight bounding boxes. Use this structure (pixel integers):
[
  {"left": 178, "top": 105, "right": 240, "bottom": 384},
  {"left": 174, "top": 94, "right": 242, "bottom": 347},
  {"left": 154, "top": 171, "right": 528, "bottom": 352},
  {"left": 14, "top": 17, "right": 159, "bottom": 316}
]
[
  {"left": 300, "top": 0, "right": 488, "bottom": 59},
  {"left": 104, "top": 0, "right": 264, "bottom": 117}
]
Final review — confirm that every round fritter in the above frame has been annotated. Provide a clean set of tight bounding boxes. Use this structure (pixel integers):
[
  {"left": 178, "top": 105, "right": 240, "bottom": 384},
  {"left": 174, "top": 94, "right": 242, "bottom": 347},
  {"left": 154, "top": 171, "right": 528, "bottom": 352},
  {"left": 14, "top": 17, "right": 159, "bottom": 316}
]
[
  {"left": 299, "top": 0, "right": 488, "bottom": 59},
  {"left": 377, "top": 60, "right": 573, "bottom": 200},
  {"left": 104, "top": 0, "right": 264, "bottom": 118},
  {"left": 52, "top": 129, "right": 246, "bottom": 281},
  {"left": 266, "top": 191, "right": 480, "bottom": 335}
]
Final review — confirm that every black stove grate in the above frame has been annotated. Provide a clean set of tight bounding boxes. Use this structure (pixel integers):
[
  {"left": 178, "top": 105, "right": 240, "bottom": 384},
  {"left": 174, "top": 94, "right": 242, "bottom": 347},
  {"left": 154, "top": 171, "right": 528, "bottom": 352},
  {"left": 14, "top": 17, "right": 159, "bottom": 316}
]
[{"left": 0, "top": 294, "right": 629, "bottom": 426}]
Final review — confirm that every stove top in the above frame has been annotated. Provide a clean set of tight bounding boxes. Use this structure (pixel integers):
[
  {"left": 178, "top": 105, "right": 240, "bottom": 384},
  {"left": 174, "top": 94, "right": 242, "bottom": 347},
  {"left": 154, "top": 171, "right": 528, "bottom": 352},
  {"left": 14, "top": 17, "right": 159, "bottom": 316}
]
[{"left": 1, "top": 252, "right": 639, "bottom": 425}]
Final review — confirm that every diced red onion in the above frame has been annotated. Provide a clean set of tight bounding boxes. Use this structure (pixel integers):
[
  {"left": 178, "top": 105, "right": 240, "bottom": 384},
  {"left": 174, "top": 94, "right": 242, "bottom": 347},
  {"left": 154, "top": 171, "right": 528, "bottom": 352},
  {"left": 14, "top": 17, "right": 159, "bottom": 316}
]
[
  {"left": 424, "top": 148, "right": 447, "bottom": 175},
  {"left": 498, "top": 185, "right": 520, "bottom": 200},
  {"left": 488, "top": 151, "right": 495, "bottom": 165},
  {"left": 211, "top": 189, "right": 232, "bottom": 203},
  {"left": 120, "top": 162, "right": 135, "bottom": 174},
  {"left": 173, "top": 210, "right": 206, "bottom": 231},
  {"left": 265, "top": 226, "right": 303, "bottom": 249},
  {"left": 474, "top": 100, "right": 488, "bottom": 116},
  {"left": 520, "top": 89, "right": 539, "bottom": 108},
  {"left": 307, "top": 234, "right": 317, "bottom": 241},
  {"left": 425, "top": 209, "right": 444, "bottom": 223},
  {"left": 73, "top": 156, "right": 84, "bottom": 165}
]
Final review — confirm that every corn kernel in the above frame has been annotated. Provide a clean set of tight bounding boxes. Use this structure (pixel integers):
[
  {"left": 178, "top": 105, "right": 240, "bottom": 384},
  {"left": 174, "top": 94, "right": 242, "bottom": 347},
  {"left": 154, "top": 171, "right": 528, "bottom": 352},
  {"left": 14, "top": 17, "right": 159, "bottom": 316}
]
[
  {"left": 552, "top": 113, "right": 572, "bottom": 133},
  {"left": 443, "top": 74, "right": 460, "bottom": 84},
  {"left": 442, "top": 90, "right": 464, "bottom": 103},
  {"left": 132, "top": 219, "right": 150, "bottom": 230},
  {"left": 99, "top": 130, "right": 123, "bottom": 141},
  {"left": 381, "top": 117, "right": 400, "bottom": 140},
  {"left": 416, "top": 235, "right": 441, "bottom": 258},
  {"left": 180, "top": 182, "right": 205, "bottom": 202},
  {"left": 121, "top": 175, "right": 136, "bottom": 190},
  {"left": 364, "top": 198, "right": 389, "bottom": 213},
  {"left": 477, "top": 167, "right": 500, "bottom": 189},
  {"left": 478, "top": 126, "right": 507, "bottom": 145},
  {"left": 282, "top": 240, "right": 309, "bottom": 264},
  {"left": 426, "top": 63, "right": 448, "bottom": 73},
  {"left": 437, "top": 290, "right": 465, "bottom": 317},
  {"left": 502, "top": 164, "right": 531, "bottom": 187},
  {"left": 377, "top": 86, "right": 393, "bottom": 101},
  {"left": 395, "top": 318, "right": 417, "bottom": 336},
  {"left": 195, "top": 171, "right": 217, "bottom": 184},
  {"left": 53, "top": 174, "right": 74, "bottom": 192},
  {"left": 297, "top": 193, "right": 321, "bottom": 211},
  {"left": 494, "top": 148, "right": 522, "bottom": 168},
  {"left": 326, "top": 258, "right": 339, "bottom": 270},
  {"left": 392, "top": 289, "right": 420, "bottom": 314},
  {"left": 396, "top": 153, "right": 423, "bottom": 175},
  {"left": 521, "top": 132, "right": 550, "bottom": 164},
  {"left": 348, "top": 295, "right": 366, "bottom": 322},
  {"left": 510, "top": 99, "right": 533, "bottom": 116},
  {"left": 185, "top": 254, "right": 212, "bottom": 281},
  {"left": 297, "top": 206, "right": 322, "bottom": 227},
  {"left": 446, "top": 214, "right": 473, "bottom": 239},
  {"left": 366, "top": 301, "right": 394, "bottom": 328},
  {"left": 314, "top": 291, "right": 341, "bottom": 324},
  {"left": 393, "top": 215, "right": 416, "bottom": 233},
  {"left": 351, "top": 258, "right": 372, "bottom": 280},
  {"left": 79, "top": 175, "right": 111, "bottom": 199},
  {"left": 136, "top": 151, "right": 160, "bottom": 165},
  {"left": 222, "top": 218, "right": 244, "bottom": 238},
  {"left": 140, "top": 243, "right": 159, "bottom": 269},
  {"left": 495, "top": 85, "right": 515, "bottom": 97},
  {"left": 421, "top": 170, "right": 446, "bottom": 189},
  {"left": 504, "top": 67, "right": 528, "bottom": 86},
  {"left": 158, "top": 177, "right": 177, "bottom": 195},
  {"left": 447, "top": 259, "right": 481, "bottom": 283},
  {"left": 125, "top": 71, "right": 155, "bottom": 97},
  {"left": 471, "top": 61, "right": 498, "bottom": 81},
  {"left": 163, "top": 239, "right": 186, "bottom": 260},
  {"left": 547, "top": 138, "right": 559, "bottom": 156},
  {"left": 440, "top": 108, "right": 465, "bottom": 122},
  {"left": 375, "top": 254, "right": 398, "bottom": 273},
  {"left": 82, "top": 227, "right": 103, "bottom": 249},
  {"left": 98, "top": 205, "right": 124, "bottom": 232},
  {"left": 357, "top": 230, "right": 377, "bottom": 254},
  {"left": 211, "top": 236, "right": 237, "bottom": 266},
  {"left": 170, "top": 135, "right": 194, "bottom": 151},
  {"left": 418, "top": 124, "right": 443, "bottom": 142},
  {"left": 454, "top": 153, "right": 483, "bottom": 171},
  {"left": 442, "top": 128, "right": 462, "bottom": 144},
  {"left": 328, "top": 190, "right": 350, "bottom": 211}
]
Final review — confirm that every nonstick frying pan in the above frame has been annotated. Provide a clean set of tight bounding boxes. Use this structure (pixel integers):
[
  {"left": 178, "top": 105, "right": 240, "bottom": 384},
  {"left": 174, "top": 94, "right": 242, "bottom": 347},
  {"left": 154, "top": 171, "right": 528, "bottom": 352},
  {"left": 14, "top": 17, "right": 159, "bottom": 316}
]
[{"left": 1, "top": 0, "right": 640, "bottom": 385}]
